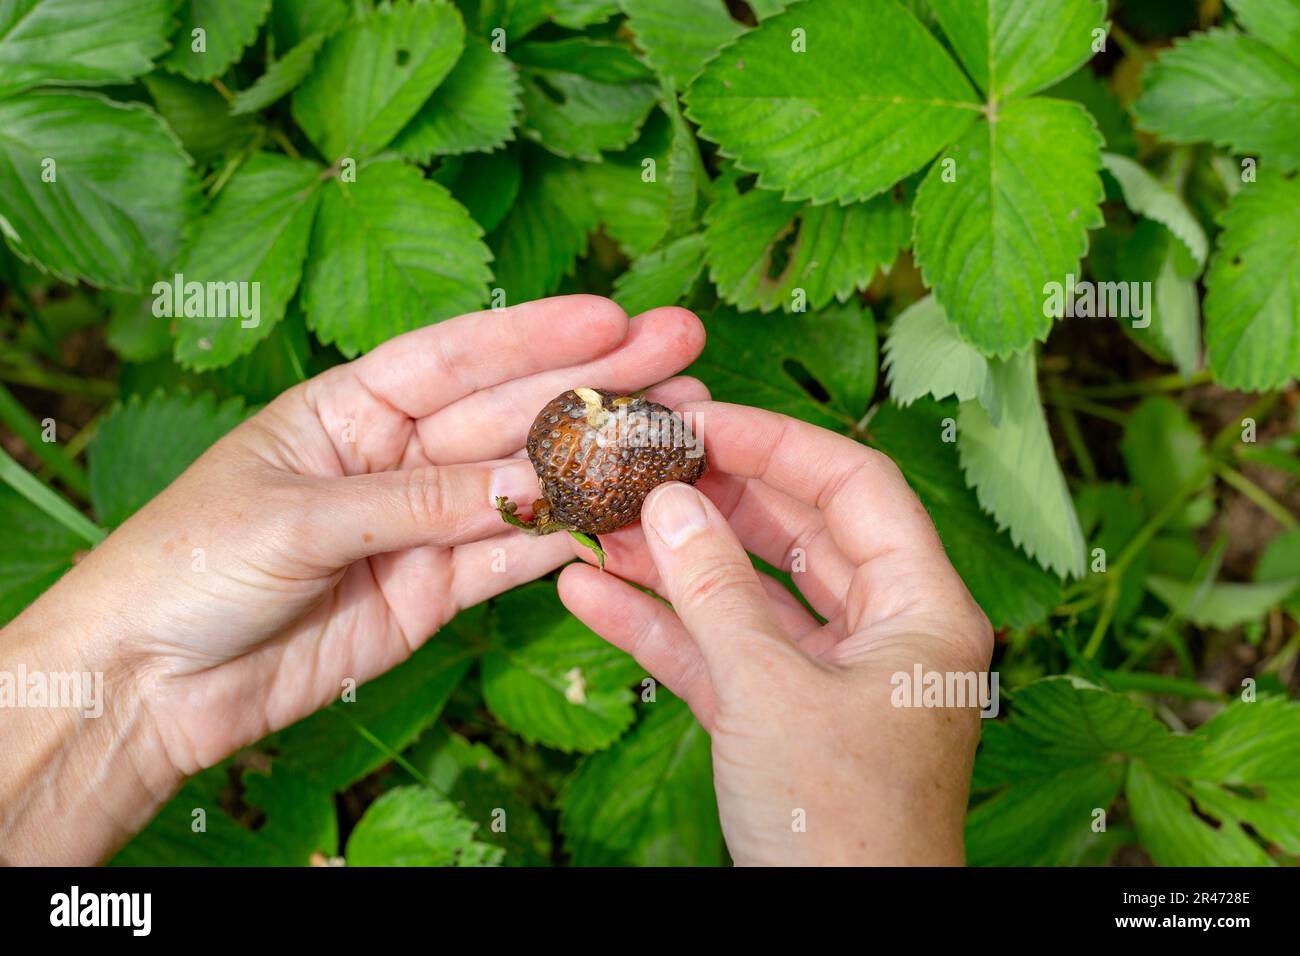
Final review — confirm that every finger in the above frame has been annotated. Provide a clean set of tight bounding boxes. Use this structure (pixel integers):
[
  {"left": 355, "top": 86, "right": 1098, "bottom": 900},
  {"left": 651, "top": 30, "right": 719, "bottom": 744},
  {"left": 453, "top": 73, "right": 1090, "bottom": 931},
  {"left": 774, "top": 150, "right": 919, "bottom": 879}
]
[
  {"left": 416, "top": 307, "right": 706, "bottom": 464},
  {"left": 349, "top": 295, "right": 630, "bottom": 419},
  {"left": 695, "top": 471, "right": 855, "bottom": 620},
  {"left": 304, "top": 458, "right": 542, "bottom": 565},
  {"left": 571, "top": 522, "right": 822, "bottom": 642},
  {"left": 558, "top": 563, "right": 715, "bottom": 726},
  {"left": 638, "top": 481, "right": 799, "bottom": 682},
  {"left": 683, "top": 401, "right": 969, "bottom": 622},
  {"left": 449, "top": 528, "right": 576, "bottom": 610}
]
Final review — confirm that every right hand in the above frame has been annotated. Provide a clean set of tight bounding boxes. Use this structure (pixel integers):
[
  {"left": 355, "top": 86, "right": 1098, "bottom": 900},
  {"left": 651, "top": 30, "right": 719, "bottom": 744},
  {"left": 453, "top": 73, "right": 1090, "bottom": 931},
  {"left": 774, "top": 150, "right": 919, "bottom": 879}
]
[{"left": 559, "top": 402, "right": 993, "bottom": 866}]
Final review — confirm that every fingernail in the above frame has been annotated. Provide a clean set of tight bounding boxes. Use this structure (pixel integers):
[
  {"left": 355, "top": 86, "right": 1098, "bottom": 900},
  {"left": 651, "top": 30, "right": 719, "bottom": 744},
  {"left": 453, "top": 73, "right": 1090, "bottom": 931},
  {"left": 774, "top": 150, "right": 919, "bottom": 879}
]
[
  {"left": 645, "top": 483, "right": 708, "bottom": 548},
  {"left": 490, "top": 460, "right": 539, "bottom": 506}
]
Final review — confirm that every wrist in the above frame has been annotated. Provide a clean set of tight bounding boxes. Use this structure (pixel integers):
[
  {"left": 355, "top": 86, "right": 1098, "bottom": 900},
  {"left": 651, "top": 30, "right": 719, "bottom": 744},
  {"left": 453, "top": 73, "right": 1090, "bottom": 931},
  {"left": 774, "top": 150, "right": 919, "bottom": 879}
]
[{"left": 0, "top": 573, "right": 183, "bottom": 864}]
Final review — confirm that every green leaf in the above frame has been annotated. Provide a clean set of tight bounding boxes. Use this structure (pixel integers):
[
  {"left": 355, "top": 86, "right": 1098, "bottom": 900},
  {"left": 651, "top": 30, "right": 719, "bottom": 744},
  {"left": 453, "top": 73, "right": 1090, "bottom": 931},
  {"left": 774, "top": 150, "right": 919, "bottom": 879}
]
[
  {"left": 346, "top": 786, "right": 503, "bottom": 866},
  {"left": 292, "top": 0, "right": 466, "bottom": 161},
  {"left": 106, "top": 294, "right": 172, "bottom": 363},
  {"left": 621, "top": 0, "right": 745, "bottom": 89},
  {"left": 1043, "top": 66, "right": 1136, "bottom": 156},
  {"left": 482, "top": 582, "right": 645, "bottom": 753},
  {"left": 271, "top": 0, "right": 348, "bottom": 50},
  {"left": 928, "top": 0, "right": 1106, "bottom": 100},
  {"left": 229, "top": 31, "right": 328, "bottom": 116},
  {"left": 662, "top": 89, "right": 707, "bottom": 237},
  {"left": 685, "top": 0, "right": 979, "bottom": 204},
  {"left": 0, "top": 483, "right": 83, "bottom": 627},
  {"left": 690, "top": 303, "right": 876, "bottom": 430},
  {"left": 301, "top": 157, "right": 491, "bottom": 357},
  {"left": 612, "top": 233, "right": 706, "bottom": 317},
  {"left": 143, "top": 72, "right": 258, "bottom": 163},
  {"left": 551, "top": 0, "right": 620, "bottom": 28},
  {"left": 1133, "top": 29, "right": 1300, "bottom": 172},
  {"left": 173, "top": 153, "right": 324, "bottom": 370},
  {"left": 869, "top": 399, "right": 1062, "bottom": 629},
  {"left": 88, "top": 391, "right": 248, "bottom": 527},
  {"left": 0, "top": 91, "right": 198, "bottom": 292},
  {"left": 704, "top": 171, "right": 911, "bottom": 313},
  {"left": 1127, "top": 761, "right": 1272, "bottom": 866},
  {"left": 487, "top": 147, "right": 595, "bottom": 302},
  {"left": 1203, "top": 171, "right": 1300, "bottom": 391},
  {"left": 393, "top": 36, "right": 521, "bottom": 160},
  {"left": 1257, "top": 529, "right": 1300, "bottom": 618},
  {"left": 1101, "top": 152, "right": 1208, "bottom": 269},
  {"left": 1227, "top": 0, "right": 1300, "bottom": 63},
  {"left": 433, "top": 147, "right": 521, "bottom": 233},
  {"left": 968, "top": 676, "right": 1198, "bottom": 866},
  {"left": 1183, "top": 695, "right": 1300, "bottom": 855},
  {"left": 957, "top": 351, "right": 1085, "bottom": 578},
  {"left": 1120, "top": 396, "right": 1212, "bottom": 527},
  {"left": 163, "top": 0, "right": 271, "bottom": 81},
  {"left": 460, "top": 0, "right": 548, "bottom": 41},
  {"left": 0, "top": 0, "right": 175, "bottom": 97},
  {"left": 269, "top": 625, "right": 476, "bottom": 791},
  {"left": 883, "top": 295, "right": 995, "bottom": 414},
  {"left": 210, "top": 300, "right": 311, "bottom": 403},
  {"left": 913, "top": 98, "right": 1105, "bottom": 356},
  {"left": 560, "top": 693, "right": 720, "bottom": 865},
  {"left": 1145, "top": 575, "right": 1300, "bottom": 630},
  {"left": 111, "top": 764, "right": 337, "bottom": 866},
  {"left": 406, "top": 726, "right": 552, "bottom": 865},
  {"left": 515, "top": 38, "right": 659, "bottom": 161},
  {"left": 578, "top": 109, "right": 673, "bottom": 256}
]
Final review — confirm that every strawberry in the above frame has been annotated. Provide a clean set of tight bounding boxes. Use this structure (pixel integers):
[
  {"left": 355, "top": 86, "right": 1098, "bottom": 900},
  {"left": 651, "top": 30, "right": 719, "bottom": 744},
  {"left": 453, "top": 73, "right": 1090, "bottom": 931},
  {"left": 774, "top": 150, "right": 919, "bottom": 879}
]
[{"left": 496, "top": 388, "right": 707, "bottom": 563}]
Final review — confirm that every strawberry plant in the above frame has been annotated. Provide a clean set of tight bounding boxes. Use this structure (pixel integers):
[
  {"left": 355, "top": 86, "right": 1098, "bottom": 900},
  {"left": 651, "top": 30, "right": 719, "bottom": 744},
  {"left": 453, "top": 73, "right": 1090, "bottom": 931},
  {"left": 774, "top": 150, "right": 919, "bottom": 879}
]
[{"left": 1, "top": 0, "right": 1298, "bottom": 866}]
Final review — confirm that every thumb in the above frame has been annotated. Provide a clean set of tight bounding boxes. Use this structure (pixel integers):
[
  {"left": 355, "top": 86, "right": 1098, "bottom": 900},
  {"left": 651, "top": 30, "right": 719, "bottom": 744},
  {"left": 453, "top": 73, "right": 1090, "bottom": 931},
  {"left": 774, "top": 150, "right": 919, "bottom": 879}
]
[
  {"left": 639, "top": 482, "right": 793, "bottom": 678},
  {"left": 305, "top": 458, "right": 541, "bottom": 565}
]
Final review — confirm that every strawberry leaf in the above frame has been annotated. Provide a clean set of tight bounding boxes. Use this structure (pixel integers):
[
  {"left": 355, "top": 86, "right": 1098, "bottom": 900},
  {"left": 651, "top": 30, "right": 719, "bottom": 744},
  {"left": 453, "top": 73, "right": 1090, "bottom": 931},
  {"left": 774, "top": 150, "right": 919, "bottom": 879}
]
[
  {"left": 685, "top": 0, "right": 980, "bottom": 203},
  {"left": 88, "top": 390, "right": 248, "bottom": 527},
  {"left": 928, "top": 0, "right": 1107, "bottom": 100},
  {"left": 393, "top": 36, "right": 523, "bottom": 160},
  {"left": 292, "top": 0, "right": 466, "bottom": 161},
  {"left": 1203, "top": 170, "right": 1300, "bottom": 390},
  {"left": 173, "top": 153, "right": 324, "bottom": 370},
  {"left": 301, "top": 158, "right": 492, "bottom": 357},
  {"left": 0, "top": 0, "right": 175, "bottom": 97},
  {"left": 0, "top": 91, "right": 198, "bottom": 292},
  {"left": 913, "top": 98, "right": 1104, "bottom": 356},
  {"left": 958, "top": 351, "right": 1086, "bottom": 578},
  {"left": 560, "top": 693, "right": 720, "bottom": 865},
  {"left": 162, "top": 0, "right": 272, "bottom": 81},
  {"left": 482, "top": 582, "right": 645, "bottom": 753}
]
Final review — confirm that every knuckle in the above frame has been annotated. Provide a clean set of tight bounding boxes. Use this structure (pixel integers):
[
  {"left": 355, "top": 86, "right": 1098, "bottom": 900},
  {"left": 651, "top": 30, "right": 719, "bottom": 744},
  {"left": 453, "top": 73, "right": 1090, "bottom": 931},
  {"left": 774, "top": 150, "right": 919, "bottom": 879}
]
[
  {"left": 403, "top": 467, "right": 449, "bottom": 530},
  {"left": 683, "top": 560, "right": 755, "bottom": 602}
]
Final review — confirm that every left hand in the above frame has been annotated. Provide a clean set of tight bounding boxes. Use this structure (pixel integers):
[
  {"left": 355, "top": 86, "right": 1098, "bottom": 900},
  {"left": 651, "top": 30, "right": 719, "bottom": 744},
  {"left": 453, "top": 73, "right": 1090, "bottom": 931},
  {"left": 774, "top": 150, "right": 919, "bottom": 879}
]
[{"left": 0, "top": 295, "right": 706, "bottom": 863}]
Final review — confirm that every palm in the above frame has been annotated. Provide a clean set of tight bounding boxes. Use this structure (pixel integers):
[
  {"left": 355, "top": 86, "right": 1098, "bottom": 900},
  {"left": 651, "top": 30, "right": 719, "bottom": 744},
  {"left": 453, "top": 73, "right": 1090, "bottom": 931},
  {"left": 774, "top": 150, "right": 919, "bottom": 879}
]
[{"left": 99, "top": 298, "right": 707, "bottom": 769}]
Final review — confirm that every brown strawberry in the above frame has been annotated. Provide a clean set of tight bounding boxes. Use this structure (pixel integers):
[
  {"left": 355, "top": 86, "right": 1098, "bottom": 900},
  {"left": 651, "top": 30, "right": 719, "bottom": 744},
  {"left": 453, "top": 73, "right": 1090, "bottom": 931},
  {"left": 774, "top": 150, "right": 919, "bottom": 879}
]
[{"left": 496, "top": 388, "right": 706, "bottom": 561}]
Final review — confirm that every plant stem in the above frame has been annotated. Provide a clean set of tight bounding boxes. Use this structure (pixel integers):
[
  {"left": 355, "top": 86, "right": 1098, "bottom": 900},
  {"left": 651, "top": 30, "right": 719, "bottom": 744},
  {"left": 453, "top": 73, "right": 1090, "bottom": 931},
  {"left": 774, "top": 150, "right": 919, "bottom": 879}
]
[
  {"left": 0, "top": 383, "right": 90, "bottom": 500},
  {"left": 1044, "top": 387, "right": 1128, "bottom": 425},
  {"left": 0, "top": 446, "right": 104, "bottom": 546},
  {"left": 0, "top": 361, "right": 117, "bottom": 400},
  {"left": 1074, "top": 369, "right": 1212, "bottom": 399},
  {"left": 1054, "top": 402, "right": 1097, "bottom": 482},
  {"left": 1216, "top": 463, "right": 1298, "bottom": 528}
]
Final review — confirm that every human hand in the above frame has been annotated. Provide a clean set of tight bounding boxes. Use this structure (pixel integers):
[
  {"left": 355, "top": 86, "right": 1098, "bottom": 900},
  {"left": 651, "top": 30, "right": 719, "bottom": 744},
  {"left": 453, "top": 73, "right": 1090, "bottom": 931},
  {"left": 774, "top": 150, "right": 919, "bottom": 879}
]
[
  {"left": 0, "top": 295, "right": 706, "bottom": 863},
  {"left": 559, "top": 402, "right": 994, "bottom": 866}
]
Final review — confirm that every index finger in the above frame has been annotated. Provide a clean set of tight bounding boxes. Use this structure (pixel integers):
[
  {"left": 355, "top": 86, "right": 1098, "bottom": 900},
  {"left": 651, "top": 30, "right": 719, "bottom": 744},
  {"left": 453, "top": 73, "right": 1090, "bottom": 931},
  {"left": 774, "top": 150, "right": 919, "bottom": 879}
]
[
  {"left": 350, "top": 295, "right": 629, "bottom": 419},
  {"left": 682, "top": 400, "right": 949, "bottom": 571}
]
